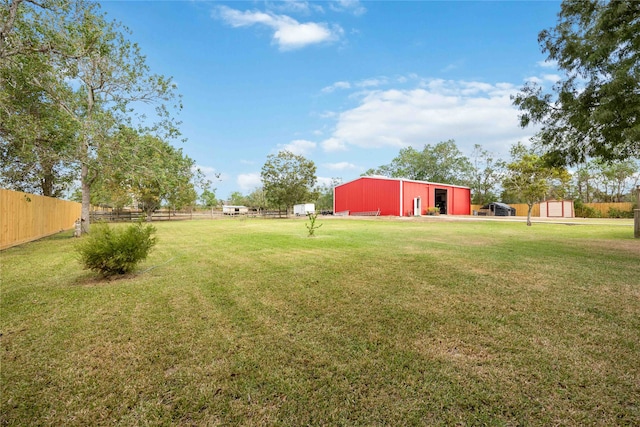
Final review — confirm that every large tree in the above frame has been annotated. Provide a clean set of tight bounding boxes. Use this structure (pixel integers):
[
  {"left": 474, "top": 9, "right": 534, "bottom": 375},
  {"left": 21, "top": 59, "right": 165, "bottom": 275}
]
[
  {"left": 503, "top": 142, "right": 566, "bottom": 226},
  {"left": 1, "top": 0, "right": 181, "bottom": 233},
  {"left": 0, "top": 64, "right": 78, "bottom": 196},
  {"left": 0, "top": 1, "right": 79, "bottom": 196},
  {"left": 261, "top": 150, "right": 317, "bottom": 214},
  {"left": 363, "top": 140, "right": 473, "bottom": 185},
  {"left": 593, "top": 159, "right": 639, "bottom": 202},
  {"left": 315, "top": 178, "right": 342, "bottom": 212},
  {"left": 244, "top": 187, "right": 270, "bottom": 212},
  {"left": 92, "top": 130, "right": 201, "bottom": 219},
  {"left": 512, "top": 0, "right": 640, "bottom": 165},
  {"left": 469, "top": 144, "right": 504, "bottom": 205}
]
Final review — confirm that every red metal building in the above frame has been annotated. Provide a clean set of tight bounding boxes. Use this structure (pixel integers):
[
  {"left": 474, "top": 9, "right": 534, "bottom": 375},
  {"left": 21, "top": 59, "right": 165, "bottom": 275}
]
[{"left": 333, "top": 176, "right": 471, "bottom": 216}]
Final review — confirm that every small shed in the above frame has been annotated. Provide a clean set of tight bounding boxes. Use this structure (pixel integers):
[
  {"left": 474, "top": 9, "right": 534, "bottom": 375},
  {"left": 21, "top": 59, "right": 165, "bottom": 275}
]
[
  {"left": 478, "top": 202, "right": 516, "bottom": 216},
  {"left": 539, "top": 200, "right": 574, "bottom": 218},
  {"left": 333, "top": 176, "right": 471, "bottom": 216},
  {"left": 222, "top": 205, "right": 248, "bottom": 215}
]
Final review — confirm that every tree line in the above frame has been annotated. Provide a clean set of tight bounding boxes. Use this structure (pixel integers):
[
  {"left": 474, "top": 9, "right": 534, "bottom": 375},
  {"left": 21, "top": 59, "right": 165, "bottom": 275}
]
[
  {"left": 237, "top": 141, "right": 636, "bottom": 226},
  {"left": 1, "top": 0, "right": 205, "bottom": 233},
  {"left": 362, "top": 139, "right": 639, "bottom": 206}
]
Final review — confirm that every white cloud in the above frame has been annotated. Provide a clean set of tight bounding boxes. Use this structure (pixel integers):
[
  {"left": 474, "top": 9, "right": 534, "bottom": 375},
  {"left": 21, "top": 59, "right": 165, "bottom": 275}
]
[
  {"left": 523, "top": 72, "right": 562, "bottom": 89},
  {"left": 237, "top": 173, "right": 262, "bottom": 192},
  {"left": 279, "top": 139, "right": 317, "bottom": 155},
  {"left": 318, "top": 111, "right": 338, "bottom": 119},
  {"left": 441, "top": 60, "right": 465, "bottom": 73},
  {"left": 525, "top": 76, "right": 544, "bottom": 85},
  {"left": 324, "top": 161, "right": 359, "bottom": 170},
  {"left": 356, "top": 77, "right": 388, "bottom": 88},
  {"left": 322, "top": 77, "right": 389, "bottom": 93},
  {"left": 321, "top": 136, "right": 348, "bottom": 152},
  {"left": 542, "top": 73, "right": 561, "bottom": 83},
  {"left": 322, "top": 81, "right": 352, "bottom": 93},
  {"left": 537, "top": 60, "right": 558, "bottom": 68},
  {"left": 267, "top": 0, "right": 324, "bottom": 15},
  {"left": 215, "top": 6, "right": 342, "bottom": 50},
  {"left": 316, "top": 176, "right": 337, "bottom": 188},
  {"left": 330, "top": 0, "right": 366, "bottom": 16},
  {"left": 320, "top": 79, "right": 539, "bottom": 157}
]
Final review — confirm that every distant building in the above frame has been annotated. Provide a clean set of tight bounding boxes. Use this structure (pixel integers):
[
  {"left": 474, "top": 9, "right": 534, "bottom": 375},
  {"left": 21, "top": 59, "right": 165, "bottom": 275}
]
[
  {"left": 222, "top": 205, "right": 248, "bottom": 215},
  {"left": 539, "top": 200, "right": 574, "bottom": 218},
  {"left": 333, "top": 176, "right": 471, "bottom": 216}
]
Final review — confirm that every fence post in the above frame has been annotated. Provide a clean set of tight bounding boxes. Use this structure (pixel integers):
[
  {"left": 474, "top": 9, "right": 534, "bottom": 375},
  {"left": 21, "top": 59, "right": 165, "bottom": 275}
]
[{"left": 635, "top": 185, "right": 640, "bottom": 239}]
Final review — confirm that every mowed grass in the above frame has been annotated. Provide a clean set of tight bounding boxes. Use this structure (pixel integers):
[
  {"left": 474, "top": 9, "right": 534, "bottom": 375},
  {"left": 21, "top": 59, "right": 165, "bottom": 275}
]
[{"left": 1, "top": 217, "right": 639, "bottom": 426}]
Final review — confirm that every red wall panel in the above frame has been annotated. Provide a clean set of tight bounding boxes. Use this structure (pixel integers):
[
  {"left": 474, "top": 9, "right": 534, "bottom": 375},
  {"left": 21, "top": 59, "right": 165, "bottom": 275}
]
[
  {"left": 450, "top": 187, "right": 471, "bottom": 215},
  {"left": 335, "top": 177, "right": 400, "bottom": 215},
  {"left": 401, "top": 181, "right": 432, "bottom": 216}
]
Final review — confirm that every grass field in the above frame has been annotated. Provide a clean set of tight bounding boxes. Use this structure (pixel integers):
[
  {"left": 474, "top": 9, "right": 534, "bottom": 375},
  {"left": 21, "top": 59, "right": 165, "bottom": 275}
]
[{"left": 1, "top": 217, "right": 639, "bottom": 426}]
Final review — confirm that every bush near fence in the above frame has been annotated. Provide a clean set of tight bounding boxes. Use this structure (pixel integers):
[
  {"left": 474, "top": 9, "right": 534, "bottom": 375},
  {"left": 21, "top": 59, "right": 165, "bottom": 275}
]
[
  {"left": 588, "top": 203, "right": 634, "bottom": 218},
  {"left": 1, "top": 189, "right": 81, "bottom": 250}
]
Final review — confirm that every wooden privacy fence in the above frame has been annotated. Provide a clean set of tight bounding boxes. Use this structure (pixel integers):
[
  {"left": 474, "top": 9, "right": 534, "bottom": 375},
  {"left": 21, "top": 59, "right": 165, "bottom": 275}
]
[
  {"left": 471, "top": 202, "right": 634, "bottom": 218},
  {"left": 581, "top": 202, "right": 634, "bottom": 217},
  {"left": 1, "top": 189, "right": 81, "bottom": 250},
  {"left": 90, "top": 210, "right": 194, "bottom": 222}
]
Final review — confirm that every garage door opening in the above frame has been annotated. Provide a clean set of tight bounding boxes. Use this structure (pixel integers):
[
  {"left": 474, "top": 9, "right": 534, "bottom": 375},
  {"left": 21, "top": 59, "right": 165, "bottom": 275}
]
[{"left": 435, "top": 189, "right": 448, "bottom": 214}]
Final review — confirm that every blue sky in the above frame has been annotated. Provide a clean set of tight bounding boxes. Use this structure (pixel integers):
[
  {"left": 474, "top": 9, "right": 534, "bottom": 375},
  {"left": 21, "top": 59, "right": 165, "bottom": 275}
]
[{"left": 99, "top": 0, "right": 562, "bottom": 200}]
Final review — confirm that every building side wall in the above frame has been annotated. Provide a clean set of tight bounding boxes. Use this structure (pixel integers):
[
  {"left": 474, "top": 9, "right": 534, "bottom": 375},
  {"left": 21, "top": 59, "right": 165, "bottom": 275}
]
[
  {"left": 335, "top": 178, "right": 401, "bottom": 215},
  {"left": 451, "top": 187, "right": 471, "bottom": 215}
]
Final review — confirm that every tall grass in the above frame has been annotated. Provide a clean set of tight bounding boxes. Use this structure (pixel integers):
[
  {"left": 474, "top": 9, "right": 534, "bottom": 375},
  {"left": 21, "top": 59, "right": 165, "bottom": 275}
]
[{"left": 1, "top": 218, "right": 639, "bottom": 426}]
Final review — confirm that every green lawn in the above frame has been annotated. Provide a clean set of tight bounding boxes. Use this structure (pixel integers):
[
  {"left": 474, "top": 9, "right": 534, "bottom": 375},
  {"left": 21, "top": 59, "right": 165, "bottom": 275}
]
[{"left": 1, "top": 218, "right": 639, "bottom": 426}]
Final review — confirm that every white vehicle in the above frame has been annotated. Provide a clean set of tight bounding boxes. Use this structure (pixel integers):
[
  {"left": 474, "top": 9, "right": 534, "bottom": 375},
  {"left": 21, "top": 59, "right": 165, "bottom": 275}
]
[{"left": 294, "top": 203, "right": 315, "bottom": 216}]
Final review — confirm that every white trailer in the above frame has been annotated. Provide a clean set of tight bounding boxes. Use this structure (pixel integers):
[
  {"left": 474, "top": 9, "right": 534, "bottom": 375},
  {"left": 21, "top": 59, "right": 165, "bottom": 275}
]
[
  {"left": 294, "top": 203, "right": 315, "bottom": 216},
  {"left": 222, "top": 205, "right": 248, "bottom": 215}
]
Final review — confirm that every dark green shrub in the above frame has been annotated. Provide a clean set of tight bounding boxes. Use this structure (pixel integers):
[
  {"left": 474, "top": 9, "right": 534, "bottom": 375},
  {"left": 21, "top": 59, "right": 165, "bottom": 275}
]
[
  {"left": 608, "top": 206, "right": 634, "bottom": 218},
  {"left": 574, "top": 201, "right": 601, "bottom": 218},
  {"left": 77, "top": 221, "right": 157, "bottom": 277}
]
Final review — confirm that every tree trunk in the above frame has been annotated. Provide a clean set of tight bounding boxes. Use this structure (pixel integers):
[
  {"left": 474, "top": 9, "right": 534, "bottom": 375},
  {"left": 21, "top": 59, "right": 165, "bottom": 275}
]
[
  {"left": 41, "top": 172, "right": 54, "bottom": 197},
  {"left": 526, "top": 203, "right": 533, "bottom": 227},
  {"left": 81, "top": 162, "right": 91, "bottom": 234}
]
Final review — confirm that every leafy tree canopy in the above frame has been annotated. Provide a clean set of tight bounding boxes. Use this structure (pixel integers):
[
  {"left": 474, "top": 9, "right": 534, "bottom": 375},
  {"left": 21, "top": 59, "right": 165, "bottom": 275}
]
[
  {"left": 512, "top": 0, "right": 640, "bottom": 165},
  {"left": 91, "top": 129, "right": 202, "bottom": 218},
  {"left": 261, "top": 150, "right": 317, "bottom": 212},
  {"left": 362, "top": 140, "right": 473, "bottom": 186},
  {"left": 1, "top": 0, "right": 182, "bottom": 233},
  {"left": 502, "top": 142, "right": 569, "bottom": 225}
]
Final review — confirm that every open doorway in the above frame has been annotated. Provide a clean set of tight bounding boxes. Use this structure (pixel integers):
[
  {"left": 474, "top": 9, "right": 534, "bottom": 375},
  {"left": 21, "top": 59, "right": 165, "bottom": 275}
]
[{"left": 435, "top": 189, "right": 448, "bottom": 214}]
